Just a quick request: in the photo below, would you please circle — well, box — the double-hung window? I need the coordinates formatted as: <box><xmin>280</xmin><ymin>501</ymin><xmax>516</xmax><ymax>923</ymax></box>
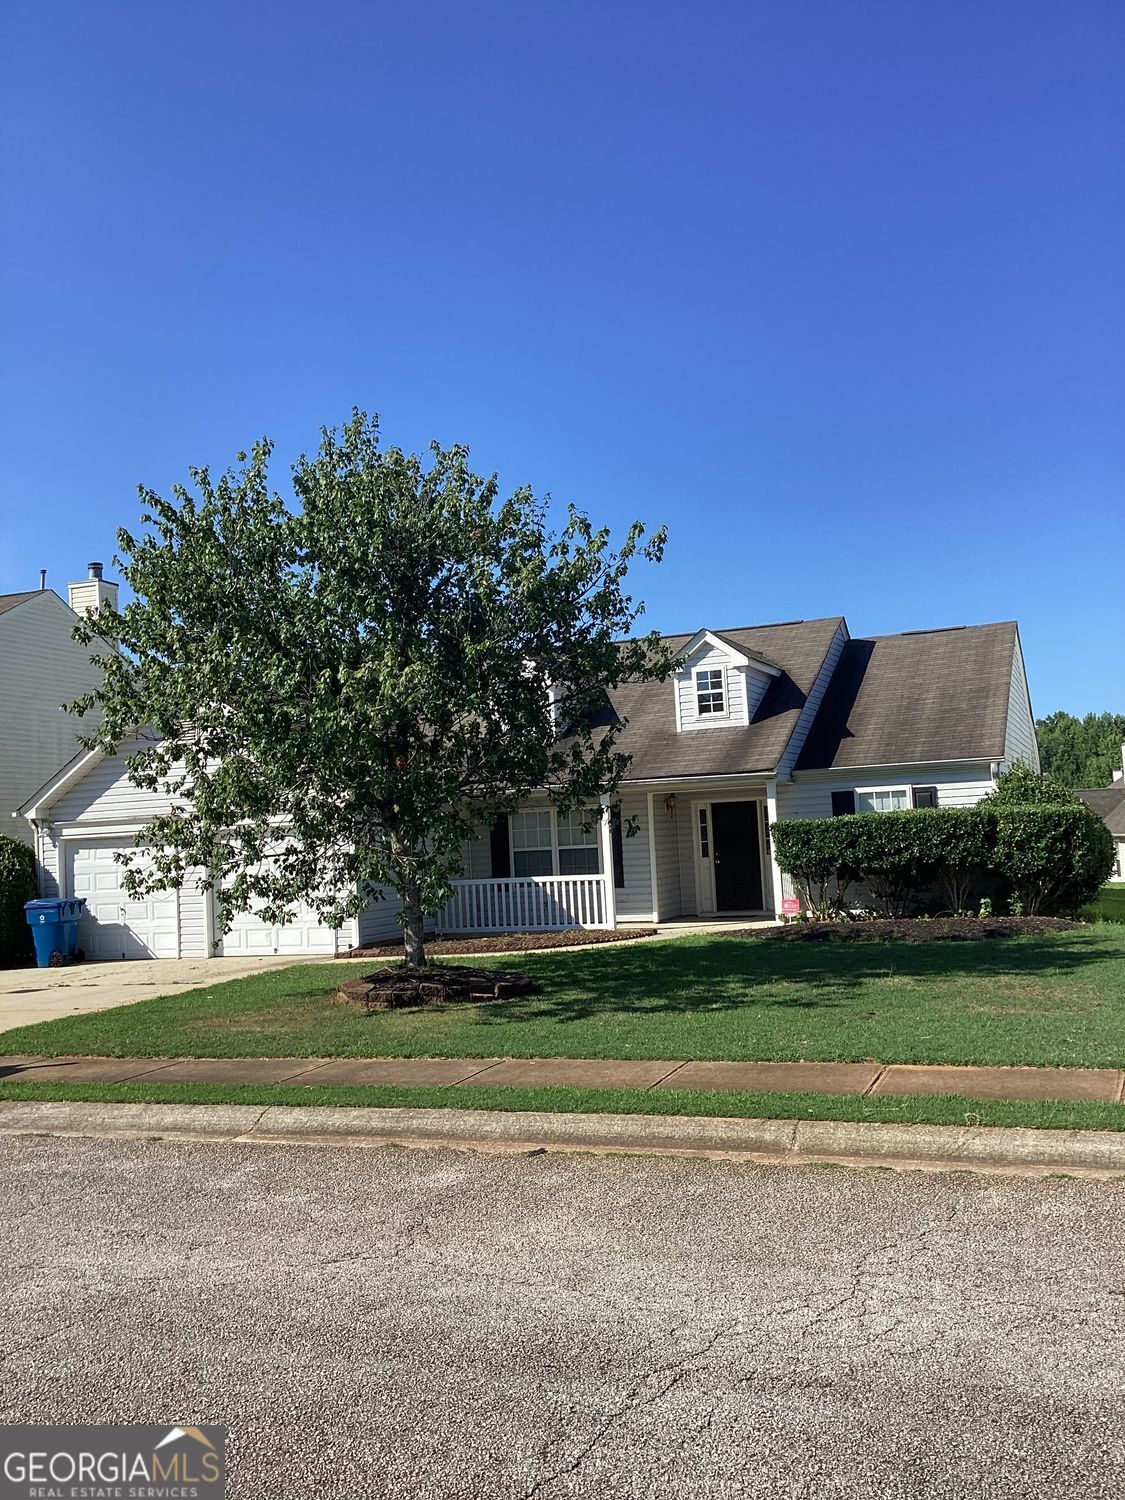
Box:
<box><xmin>557</xmin><ymin>810</ymin><xmax>600</xmax><ymax>875</ymax></box>
<box><xmin>510</xmin><ymin>810</ymin><xmax>554</xmax><ymax>876</ymax></box>
<box><xmin>695</xmin><ymin>667</ymin><xmax>725</xmax><ymax>716</ymax></box>
<box><xmin>510</xmin><ymin>808</ymin><xmax>602</xmax><ymax>877</ymax></box>
<box><xmin>856</xmin><ymin>788</ymin><xmax>910</xmax><ymax>813</ymax></box>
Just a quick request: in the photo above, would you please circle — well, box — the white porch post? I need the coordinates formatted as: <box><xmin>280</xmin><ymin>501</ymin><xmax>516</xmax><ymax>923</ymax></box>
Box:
<box><xmin>599</xmin><ymin>796</ymin><xmax>617</xmax><ymax>930</ymax></box>
<box><xmin>765</xmin><ymin>779</ymin><xmax>784</xmax><ymax>922</ymax></box>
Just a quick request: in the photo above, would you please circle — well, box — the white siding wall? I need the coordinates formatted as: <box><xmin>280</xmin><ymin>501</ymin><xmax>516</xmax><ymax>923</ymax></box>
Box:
<box><xmin>775</xmin><ymin>623</ymin><xmax>848</xmax><ymax>779</ymax></box>
<box><xmin>179</xmin><ymin>867</ymin><xmax>211</xmax><ymax>957</ymax></box>
<box><xmin>652</xmin><ymin>797</ymin><xmax>682</xmax><ymax>920</ymax></box>
<box><xmin>1002</xmin><ymin>636</ymin><xmax>1040</xmax><ymax>772</ymax></box>
<box><xmin>356</xmin><ymin>892</ymin><xmax>436</xmax><ymax>943</ymax></box>
<box><xmin>48</xmin><ymin>737</ymin><xmax>182</xmax><ymax>825</ymax></box>
<box><xmin>779</xmin><ymin>762</ymin><xmax>998</xmax><ymax>820</ymax></box>
<box><xmin>0</xmin><ymin>592</ymin><xmax>104</xmax><ymax>846</ymax></box>
<box><xmin>458</xmin><ymin>827</ymin><xmax>494</xmax><ymax>880</ymax></box>
<box><xmin>615</xmin><ymin>791</ymin><xmax>653</xmax><ymax>919</ymax></box>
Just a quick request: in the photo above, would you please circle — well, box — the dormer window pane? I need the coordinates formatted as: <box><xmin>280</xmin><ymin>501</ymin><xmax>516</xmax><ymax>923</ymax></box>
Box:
<box><xmin>696</xmin><ymin>668</ymin><xmax>725</xmax><ymax>716</ymax></box>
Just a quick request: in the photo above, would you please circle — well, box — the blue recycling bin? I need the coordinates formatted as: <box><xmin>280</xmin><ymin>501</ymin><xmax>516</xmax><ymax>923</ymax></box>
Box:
<box><xmin>24</xmin><ymin>898</ymin><xmax>87</xmax><ymax>968</ymax></box>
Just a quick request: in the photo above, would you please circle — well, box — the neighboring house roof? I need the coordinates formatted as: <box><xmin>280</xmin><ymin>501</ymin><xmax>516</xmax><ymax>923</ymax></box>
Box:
<box><xmin>603</xmin><ymin>616</ymin><xmax>847</xmax><ymax>781</ymax></box>
<box><xmin>0</xmin><ymin>590</ymin><xmax>46</xmax><ymax>616</ymax></box>
<box><xmin>1075</xmin><ymin>786</ymin><xmax>1125</xmax><ymax>839</ymax></box>
<box><xmin>795</xmin><ymin>621</ymin><xmax>1018</xmax><ymax>771</ymax></box>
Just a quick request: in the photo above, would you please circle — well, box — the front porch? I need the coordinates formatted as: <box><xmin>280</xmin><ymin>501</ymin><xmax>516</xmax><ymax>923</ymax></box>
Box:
<box><xmin>438</xmin><ymin>781</ymin><xmax>786</xmax><ymax>933</ymax></box>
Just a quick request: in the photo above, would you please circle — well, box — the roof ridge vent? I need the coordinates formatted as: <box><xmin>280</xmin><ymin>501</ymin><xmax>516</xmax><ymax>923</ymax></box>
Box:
<box><xmin>898</xmin><ymin>625</ymin><xmax>969</xmax><ymax>637</ymax></box>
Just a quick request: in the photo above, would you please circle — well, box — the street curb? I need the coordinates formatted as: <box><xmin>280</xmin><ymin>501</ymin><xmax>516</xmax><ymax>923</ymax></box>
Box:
<box><xmin>1</xmin><ymin>1099</ymin><xmax>1124</xmax><ymax>1177</ymax></box>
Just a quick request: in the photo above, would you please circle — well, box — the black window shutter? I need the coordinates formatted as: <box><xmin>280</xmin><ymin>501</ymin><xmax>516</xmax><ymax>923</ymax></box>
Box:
<box><xmin>489</xmin><ymin>815</ymin><xmax>511</xmax><ymax>877</ymax></box>
<box><xmin>912</xmin><ymin>786</ymin><xmax>939</xmax><ymax>809</ymax></box>
<box><xmin>611</xmin><ymin>808</ymin><xmax>625</xmax><ymax>890</ymax></box>
<box><xmin>831</xmin><ymin>790</ymin><xmax>856</xmax><ymax>817</ymax></box>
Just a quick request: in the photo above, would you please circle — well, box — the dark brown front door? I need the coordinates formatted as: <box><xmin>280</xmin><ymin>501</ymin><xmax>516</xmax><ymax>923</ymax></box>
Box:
<box><xmin>710</xmin><ymin>800</ymin><xmax>763</xmax><ymax>911</ymax></box>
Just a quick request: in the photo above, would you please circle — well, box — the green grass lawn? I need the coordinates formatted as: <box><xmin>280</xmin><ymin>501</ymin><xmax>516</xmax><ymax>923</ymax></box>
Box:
<box><xmin>1082</xmin><ymin>886</ymin><xmax>1125</xmax><ymax>925</ymax></box>
<box><xmin>3</xmin><ymin>926</ymin><xmax>1125</xmax><ymax>1070</ymax></box>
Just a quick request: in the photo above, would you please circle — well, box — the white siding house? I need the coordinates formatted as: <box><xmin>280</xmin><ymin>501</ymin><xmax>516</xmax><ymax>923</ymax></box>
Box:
<box><xmin>0</xmin><ymin>573</ymin><xmax>112</xmax><ymax>847</ymax></box>
<box><xmin>20</xmin><ymin>610</ymin><xmax>1041</xmax><ymax>956</ymax></box>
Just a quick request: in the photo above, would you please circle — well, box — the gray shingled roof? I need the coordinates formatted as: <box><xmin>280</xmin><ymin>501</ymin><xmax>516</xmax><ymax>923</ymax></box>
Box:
<box><xmin>795</xmin><ymin>621</ymin><xmax>1018</xmax><ymax>771</ymax></box>
<box><xmin>1076</xmin><ymin>786</ymin><xmax>1125</xmax><ymax>838</ymax></box>
<box><xmin>604</xmin><ymin>617</ymin><xmax>846</xmax><ymax>781</ymax></box>
<box><xmin>0</xmin><ymin>590</ymin><xmax>43</xmax><ymax>616</ymax></box>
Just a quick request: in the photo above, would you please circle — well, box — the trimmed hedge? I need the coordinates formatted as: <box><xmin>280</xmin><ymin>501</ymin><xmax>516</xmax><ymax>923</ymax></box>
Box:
<box><xmin>0</xmin><ymin>834</ymin><xmax>37</xmax><ymax>966</ymax></box>
<box><xmin>773</xmin><ymin>801</ymin><xmax>1114</xmax><ymax>919</ymax></box>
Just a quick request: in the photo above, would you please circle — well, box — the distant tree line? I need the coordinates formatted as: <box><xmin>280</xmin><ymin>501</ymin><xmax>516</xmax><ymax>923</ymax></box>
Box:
<box><xmin>1036</xmin><ymin>712</ymin><xmax>1125</xmax><ymax>789</ymax></box>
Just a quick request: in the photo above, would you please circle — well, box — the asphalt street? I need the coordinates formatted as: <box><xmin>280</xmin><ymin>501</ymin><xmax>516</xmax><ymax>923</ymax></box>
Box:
<box><xmin>1</xmin><ymin>1135</ymin><xmax>1122</xmax><ymax>1499</ymax></box>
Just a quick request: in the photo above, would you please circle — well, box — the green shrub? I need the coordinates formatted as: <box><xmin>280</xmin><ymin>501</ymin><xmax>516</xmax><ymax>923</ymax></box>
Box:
<box><xmin>842</xmin><ymin>812</ymin><xmax>938</xmax><ymax>917</ymax></box>
<box><xmin>924</xmin><ymin>806</ymin><xmax>994</xmax><ymax>913</ymax></box>
<box><xmin>989</xmin><ymin>803</ymin><xmax>1115</xmax><ymax>915</ymax></box>
<box><xmin>770</xmin><ymin>817</ymin><xmax>862</xmax><ymax>918</ymax></box>
<box><xmin>0</xmin><ymin>835</ymin><xmax>37</xmax><ymax>966</ymax></box>
<box><xmin>773</xmin><ymin>796</ymin><xmax>1112</xmax><ymax>919</ymax></box>
<box><xmin>982</xmin><ymin>763</ymin><xmax>1076</xmax><ymax>806</ymax></box>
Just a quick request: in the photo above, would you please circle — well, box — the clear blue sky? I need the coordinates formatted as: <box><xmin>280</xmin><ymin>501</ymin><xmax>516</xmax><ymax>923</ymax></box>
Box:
<box><xmin>2</xmin><ymin>0</ymin><xmax>1122</xmax><ymax>715</ymax></box>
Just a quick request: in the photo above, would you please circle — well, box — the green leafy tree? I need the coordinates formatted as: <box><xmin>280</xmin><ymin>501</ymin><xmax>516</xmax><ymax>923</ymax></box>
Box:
<box><xmin>1036</xmin><ymin>711</ymin><xmax>1125</xmax><ymax>789</ymax></box>
<box><xmin>72</xmin><ymin>411</ymin><xmax>675</xmax><ymax>966</ymax></box>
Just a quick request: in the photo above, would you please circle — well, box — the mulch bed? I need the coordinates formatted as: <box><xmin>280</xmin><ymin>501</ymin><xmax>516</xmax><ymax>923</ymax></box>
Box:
<box><xmin>761</xmin><ymin>916</ymin><xmax>1084</xmax><ymax>943</ymax></box>
<box><xmin>343</xmin><ymin>927</ymin><xmax>657</xmax><ymax>959</ymax></box>
<box><xmin>336</xmin><ymin>965</ymin><xmax>536</xmax><ymax>1013</ymax></box>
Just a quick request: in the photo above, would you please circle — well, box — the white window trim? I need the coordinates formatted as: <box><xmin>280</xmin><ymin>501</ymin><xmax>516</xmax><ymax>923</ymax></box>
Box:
<box><xmin>694</xmin><ymin>665</ymin><xmax>730</xmax><ymax>721</ymax></box>
<box><xmin>854</xmin><ymin>785</ymin><xmax>912</xmax><ymax>813</ymax></box>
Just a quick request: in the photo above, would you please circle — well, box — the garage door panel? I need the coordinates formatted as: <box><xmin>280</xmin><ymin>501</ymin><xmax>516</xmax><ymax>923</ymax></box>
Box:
<box><xmin>65</xmin><ymin>840</ymin><xmax>179</xmax><ymax>961</ymax></box>
<box><xmin>216</xmin><ymin>884</ymin><xmax>338</xmax><ymax>956</ymax></box>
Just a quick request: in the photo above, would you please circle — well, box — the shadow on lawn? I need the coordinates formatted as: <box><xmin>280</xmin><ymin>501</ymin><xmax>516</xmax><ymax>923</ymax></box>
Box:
<box><xmin>460</xmin><ymin>933</ymin><xmax>1121</xmax><ymax>1027</ymax></box>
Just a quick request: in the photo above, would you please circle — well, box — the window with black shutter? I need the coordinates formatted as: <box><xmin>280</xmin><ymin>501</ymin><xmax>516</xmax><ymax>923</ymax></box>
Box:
<box><xmin>489</xmin><ymin>814</ymin><xmax>511</xmax><ymax>877</ymax></box>
<box><xmin>831</xmin><ymin>790</ymin><xmax>856</xmax><ymax>816</ymax></box>
<box><xmin>610</xmin><ymin>808</ymin><xmax>625</xmax><ymax>890</ymax></box>
<box><xmin>912</xmin><ymin>786</ymin><xmax>939</xmax><ymax>809</ymax></box>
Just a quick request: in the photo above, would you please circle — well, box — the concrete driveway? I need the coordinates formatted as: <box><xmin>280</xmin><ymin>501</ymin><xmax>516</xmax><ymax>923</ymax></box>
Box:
<box><xmin>0</xmin><ymin>955</ymin><xmax>316</xmax><ymax>1034</ymax></box>
<box><xmin>1</xmin><ymin>1137</ymin><xmax>1120</xmax><ymax>1498</ymax></box>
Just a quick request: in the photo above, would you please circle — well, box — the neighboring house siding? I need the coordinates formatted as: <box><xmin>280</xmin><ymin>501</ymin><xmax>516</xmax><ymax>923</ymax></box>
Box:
<box><xmin>779</xmin><ymin>763</ymin><xmax>997</xmax><ymax>821</ymax></box>
<box><xmin>0</xmin><ymin>593</ymin><xmax>103</xmax><ymax>846</ymax></box>
<box><xmin>1002</xmin><ymin>638</ymin><xmax>1040</xmax><ymax>771</ymax></box>
<box><xmin>775</xmin><ymin>623</ymin><xmax>848</xmax><ymax>780</ymax></box>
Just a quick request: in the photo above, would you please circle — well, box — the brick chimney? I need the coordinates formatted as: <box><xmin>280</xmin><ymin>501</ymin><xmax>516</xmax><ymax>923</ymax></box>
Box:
<box><xmin>67</xmin><ymin>562</ymin><xmax>119</xmax><ymax>618</ymax></box>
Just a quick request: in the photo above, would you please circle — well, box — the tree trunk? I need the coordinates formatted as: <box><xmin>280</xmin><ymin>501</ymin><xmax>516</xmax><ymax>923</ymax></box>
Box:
<box><xmin>401</xmin><ymin>875</ymin><xmax>427</xmax><ymax>968</ymax></box>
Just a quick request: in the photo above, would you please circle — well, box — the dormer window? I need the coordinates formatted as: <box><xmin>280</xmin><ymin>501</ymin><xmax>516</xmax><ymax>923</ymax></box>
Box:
<box><xmin>695</xmin><ymin>668</ymin><xmax>726</xmax><ymax>716</ymax></box>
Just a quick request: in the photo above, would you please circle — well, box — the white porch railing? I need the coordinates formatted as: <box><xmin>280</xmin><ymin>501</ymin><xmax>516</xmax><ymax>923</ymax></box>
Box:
<box><xmin>439</xmin><ymin>875</ymin><xmax>611</xmax><ymax>933</ymax></box>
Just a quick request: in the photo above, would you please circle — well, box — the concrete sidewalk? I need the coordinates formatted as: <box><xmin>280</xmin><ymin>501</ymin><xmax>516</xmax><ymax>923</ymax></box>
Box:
<box><xmin>1</xmin><ymin>1051</ymin><xmax>1123</xmax><ymax>1103</ymax></box>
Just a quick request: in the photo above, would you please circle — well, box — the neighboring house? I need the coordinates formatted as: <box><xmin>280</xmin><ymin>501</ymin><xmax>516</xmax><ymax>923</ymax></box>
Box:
<box><xmin>17</xmin><ymin>612</ymin><xmax>1038</xmax><ymax>959</ymax></box>
<box><xmin>1076</xmin><ymin>746</ymin><xmax>1125</xmax><ymax>883</ymax></box>
<box><xmin>0</xmin><ymin>565</ymin><xmax>116</xmax><ymax>849</ymax></box>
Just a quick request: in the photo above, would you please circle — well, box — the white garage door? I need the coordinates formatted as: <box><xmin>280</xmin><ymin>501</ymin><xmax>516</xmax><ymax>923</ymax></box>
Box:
<box><xmin>215</xmin><ymin>891</ymin><xmax>339</xmax><ymax>957</ymax></box>
<box><xmin>66</xmin><ymin>840</ymin><xmax>180</xmax><ymax>960</ymax></box>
